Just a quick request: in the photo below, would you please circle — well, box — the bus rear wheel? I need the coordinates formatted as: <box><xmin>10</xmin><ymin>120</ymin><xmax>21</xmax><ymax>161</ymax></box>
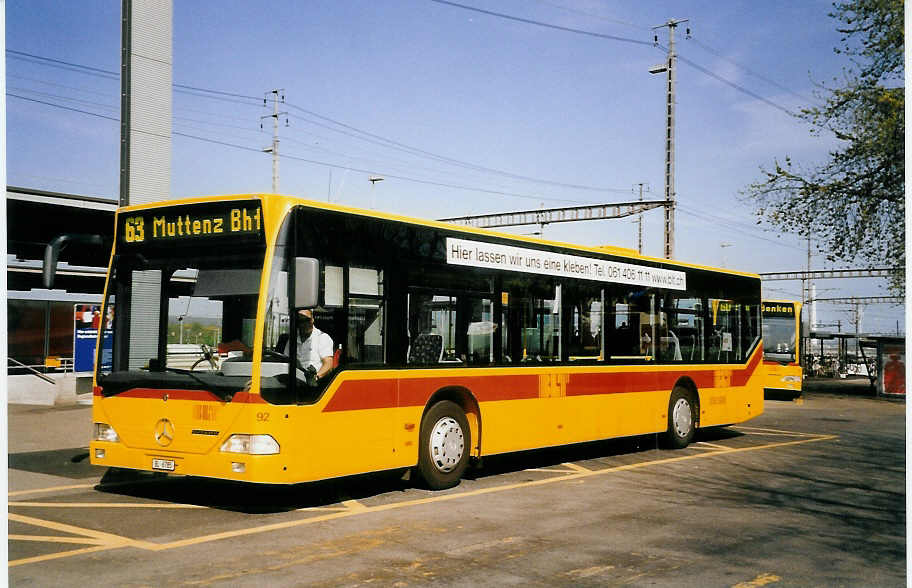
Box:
<box><xmin>663</xmin><ymin>387</ymin><xmax>696</xmax><ymax>449</ymax></box>
<box><xmin>417</xmin><ymin>401</ymin><xmax>470</xmax><ymax>490</ymax></box>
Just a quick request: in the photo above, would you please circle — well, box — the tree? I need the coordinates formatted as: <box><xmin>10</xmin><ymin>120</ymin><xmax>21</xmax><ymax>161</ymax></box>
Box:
<box><xmin>744</xmin><ymin>0</ymin><xmax>904</xmax><ymax>293</ymax></box>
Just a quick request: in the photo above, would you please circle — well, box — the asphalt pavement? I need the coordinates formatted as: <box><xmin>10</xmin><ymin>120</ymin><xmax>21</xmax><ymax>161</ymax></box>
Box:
<box><xmin>7</xmin><ymin>381</ymin><xmax>906</xmax><ymax>586</ymax></box>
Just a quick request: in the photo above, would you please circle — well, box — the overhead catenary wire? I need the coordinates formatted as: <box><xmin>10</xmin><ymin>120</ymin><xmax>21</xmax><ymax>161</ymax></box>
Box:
<box><xmin>419</xmin><ymin>5</ymin><xmax>800</xmax><ymax>117</ymax></box>
<box><xmin>686</xmin><ymin>36</ymin><xmax>815</xmax><ymax>105</ymax></box>
<box><xmin>676</xmin><ymin>203</ymin><xmax>807</xmax><ymax>252</ymax></box>
<box><xmin>533</xmin><ymin>0</ymin><xmax>650</xmax><ymax>30</ymax></box>
<box><xmin>8</xmin><ymin>39</ymin><xmax>805</xmax><ymax>209</ymax></box>
<box><xmin>8</xmin><ymin>42</ymin><xmax>802</xmax><ymax>182</ymax></box>
<box><xmin>427</xmin><ymin>0</ymin><xmax>655</xmax><ymax>46</ymax></box>
<box><xmin>9</xmin><ymin>87</ymin><xmax>815</xmax><ymax>246</ymax></box>
<box><xmin>283</xmin><ymin>104</ymin><xmax>632</xmax><ymax>194</ymax></box>
<box><xmin>7</xmin><ymin>92</ymin><xmax>596</xmax><ymax>205</ymax></box>
<box><xmin>8</xmin><ymin>49</ymin><xmax>635</xmax><ymax>196</ymax></box>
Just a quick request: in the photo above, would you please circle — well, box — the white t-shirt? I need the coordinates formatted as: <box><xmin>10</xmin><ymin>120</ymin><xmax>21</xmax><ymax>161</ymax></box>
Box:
<box><xmin>285</xmin><ymin>326</ymin><xmax>333</xmax><ymax>372</ymax></box>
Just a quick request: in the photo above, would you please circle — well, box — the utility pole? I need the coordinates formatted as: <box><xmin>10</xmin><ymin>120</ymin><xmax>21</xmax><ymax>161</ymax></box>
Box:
<box><xmin>261</xmin><ymin>89</ymin><xmax>287</xmax><ymax>194</ymax></box>
<box><xmin>720</xmin><ymin>242</ymin><xmax>732</xmax><ymax>267</ymax></box>
<box><xmin>806</xmin><ymin>235</ymin><xmax>813</xmax><ymax>335</ymax></box>
<box><xmin>369</xmin><ymin>176</ymin><xmax>384</xmax><ymax>210</ymax></box>
<box><xmin>650</xmin><ymin>18</ymin><xmax>688</xmax><ymax>260</ymax></box>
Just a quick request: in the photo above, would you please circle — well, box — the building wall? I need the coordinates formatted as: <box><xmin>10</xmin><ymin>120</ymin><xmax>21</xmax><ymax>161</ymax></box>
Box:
<box><xmin>8</xmin><ymin>291</ymin><xmax>103</xmax><ymax>368</ymax></box>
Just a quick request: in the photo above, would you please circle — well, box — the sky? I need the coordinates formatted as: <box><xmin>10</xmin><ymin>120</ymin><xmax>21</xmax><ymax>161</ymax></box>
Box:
<box><xmin>4</xmin><ymin>0</ymin><xmax>905</xmax><ymax>335</ymax></box>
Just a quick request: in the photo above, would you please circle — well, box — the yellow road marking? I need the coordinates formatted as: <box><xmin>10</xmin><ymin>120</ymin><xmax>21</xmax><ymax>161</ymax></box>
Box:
<box><xmin>694</xmin><ymin>442</ymin><xmax>729</xmax><ymax>450</ymax></box>
<box><xmin>732</xmin><ymin>431</ymin><xmax>812</xmax><ymax>437</ymax></box>
<box><xmin>732</xmin><ymin>426</ymin><xmax>815</xmax><ymax>436</ymax></box>
<box><xmin>9</xmin><ymin>545</ymin><xmax>121</xmax><ymax>567</ymax></box>
<box><xmin>342</xmin><ymin>499</ymin><xmax>367</xmax><ymax>511</ymax></box>
<box><xmin>294</xmin><ymin>505</ymin><xmax>351</xmax><ymax>512</ymax></box>
<box><xmin>9</xmin><ymin>535</ymin><xmax>110</xmax><ymax>545</ymax></box>
<box><xmin>523</xmin><ymin>466</ymin><xmax>578</xmax><ymax>473</ymax></box>
<box><xmin>8</xmin><ymin>432</ymin><xmax>837</xmax><ymax>564</ymax></box>
<box><xmin>8</xmin><ymin>512</ymin><xmax>158</xmax><ymax>550</ymax></box>
<box><xmin>562</xmin><ymin>462</ymin><xmax>592</xmax><ymax>473</ymax></box>
<box><xmin>145</xmin><ymin>434</ymin><xmax>837</xmax><ymax>552</ymax></box>
<box><xmin>733</xmin><ymin>572</ymin><xmax>781</xmax><ymax>587</ymax></box>
<box><xmin>8</xmin><ymin>484</ymin><xmax>96</xmax><ymax>498</ymax></box>
<box><xmin>9</xmin><ymin>502</ymin><xmax>206</xmax><ymax>509</ymax></box>
<box><xmin>566</xmin><ymin>565</ymin><xmax>616</xmax><ymax>578</ymax></box>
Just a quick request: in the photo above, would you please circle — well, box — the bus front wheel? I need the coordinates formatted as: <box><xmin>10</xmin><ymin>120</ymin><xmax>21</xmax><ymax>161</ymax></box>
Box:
<box><xmin>663</xmin><ymin>387</ymin><xmax>696</xmax><ymax>449</ymax></box>
<box><xmin>417</xmin><ymin>401</ymin><xmax>470</xmax><ymax>490</ymax></box>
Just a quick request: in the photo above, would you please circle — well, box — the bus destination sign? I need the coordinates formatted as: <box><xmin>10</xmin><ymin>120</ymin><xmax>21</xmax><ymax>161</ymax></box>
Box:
<box><xmin>120</xmin><ymin>202</ymin><xmax>263</xmax><ymax>245</ymax></box>
<box><xmin>762</xmin><ymin>302</ymin><xmax>795</xmax><ymax>317</ymax></box>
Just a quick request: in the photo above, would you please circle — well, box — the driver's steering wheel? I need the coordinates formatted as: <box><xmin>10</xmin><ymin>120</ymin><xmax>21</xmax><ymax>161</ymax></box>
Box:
<box><xmin>262</xmin><ymin>349</ymin><xmax>290</xmax><ymax>362</ymax></box>
<box><xmin>191</xmin><ymin>344</ymin><xmax>218</xmax><ymax>370</ymax></box>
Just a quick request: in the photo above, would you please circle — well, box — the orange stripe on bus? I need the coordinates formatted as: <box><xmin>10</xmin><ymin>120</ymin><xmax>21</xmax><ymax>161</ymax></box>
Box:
<box><xmin>732</xmin><ymin>348</ymin><xmax>762</xmax><ymax>386</ymax></box>
<box><xmin>323</xmin><ymin>347</ymin><xmax>762</xmax><ymax>412</ymax></box>
<box><xmin>322</xmin><ymin>379</ymin><xmax>398</xmax><ymax>412</ymax></box>
<box><xmin>100</xmin><ymin>348</ymin><xmax>760</xmax><ymax>410</ymax></box>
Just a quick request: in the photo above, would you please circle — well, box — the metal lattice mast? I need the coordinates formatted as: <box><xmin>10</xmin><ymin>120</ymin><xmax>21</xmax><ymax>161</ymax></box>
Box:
<box><xmin>438</xmin><ymin>200</ymin><xmax>667</xmax><ymax>229</ymax></box>
<box><xmin>636</xmin><ymin>183</ymin><xmax>649</xmax><ymax>254</ymax></box>
<box><xmin>651</xmin><ymin>18</ymin><xmax>688</xmax><ymax>259</ymax></box>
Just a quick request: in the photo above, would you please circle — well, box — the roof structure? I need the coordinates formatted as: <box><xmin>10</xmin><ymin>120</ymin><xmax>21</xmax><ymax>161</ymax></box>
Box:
<box><xmin>7</xmin><ymin>186</ymin><xmax>116</xmax><ymax>292</ymax></box>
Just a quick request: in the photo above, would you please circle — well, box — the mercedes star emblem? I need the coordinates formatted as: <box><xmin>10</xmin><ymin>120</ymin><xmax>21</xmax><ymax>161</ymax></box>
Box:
<box><xmin>154</xmin><ymin>418</ymin><xmax>175</xmax><ymax>447</ymax></box>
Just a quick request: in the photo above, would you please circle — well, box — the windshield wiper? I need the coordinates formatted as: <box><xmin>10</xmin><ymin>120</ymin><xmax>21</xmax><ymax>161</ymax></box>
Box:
<box><xmin>147</xmin><ymin>366</ymin><xmax>236</xmax><ymax>401</ymax></box>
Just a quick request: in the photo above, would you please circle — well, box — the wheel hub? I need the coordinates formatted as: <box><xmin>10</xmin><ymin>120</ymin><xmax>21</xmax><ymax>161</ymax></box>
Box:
<box><xmin>672</xmin><ymin>397</ymin><xmax>693</xmax><ymax>438</ymax></box>
<box><xmin>429</xmin><ymin>416</ymin><xmax>465</xmax><ymax>473</ymax></box>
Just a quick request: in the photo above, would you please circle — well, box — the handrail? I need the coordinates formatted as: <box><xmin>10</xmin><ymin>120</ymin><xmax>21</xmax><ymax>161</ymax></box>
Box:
<box><xmin>8</xmin><ymin>358</ymin><xmax>57</xmax><ymax>385</ymax></box>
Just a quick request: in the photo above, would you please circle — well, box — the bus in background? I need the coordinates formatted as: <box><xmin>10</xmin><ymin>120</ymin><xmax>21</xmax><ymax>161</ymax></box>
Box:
<box><xmin>84</xmin><ymin>194</ymin><xmax>764</xmax><ymax>490</ymax></box>
<box><xmin>761</xmin><ymin>300</ymin><xmax>803</xmax><ymax>399</ymax></box>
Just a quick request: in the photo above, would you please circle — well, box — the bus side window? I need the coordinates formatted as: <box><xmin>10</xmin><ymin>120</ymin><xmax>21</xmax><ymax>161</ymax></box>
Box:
<box><xmin>564</xmin><ymin>286</ymin><xmax>603</xmax><ymax>362</ymax></box>
<box><xmin>608</xmin><ymin>288</ymin><xmax>655</xmax><ymax>361</ymax></box>
<box><xmin>661</xmin><ymin>296</ymin><xmax>703</xmax><ymax>363</ymax></box>
<box><xmin>500</xmin><ymin>283</ymin><xmax>560</xmax><ymax>364</ymax></box>
<box><xmin>407</xmin><ymin>292</ymin><xmax>456</xmax><ymax>364</ymax></box>
<box><xmin>466</xmin><ymin>298</ymin><xmax>494</xmax><ymax>365</ymax></box>
<box><xmin>709</xmin><ymin>299</ymin><xmax>739</xmax><ymax>362</ymax></box>
<box><xmin>346</xmin><ymin>266</ymin><xmax>384</xmax><ymax>365</ymax></box>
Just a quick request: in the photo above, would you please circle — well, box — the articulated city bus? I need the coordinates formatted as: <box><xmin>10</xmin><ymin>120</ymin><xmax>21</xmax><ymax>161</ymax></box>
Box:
<box><xmin>761</xmin><ymin>300</ymin><xmax>803</xmax><ymax>398</ymax></box>
<box><xmin>88</xmin><ymin>194</ymin><xmax>763</xmax><ymax>489</ymax></box>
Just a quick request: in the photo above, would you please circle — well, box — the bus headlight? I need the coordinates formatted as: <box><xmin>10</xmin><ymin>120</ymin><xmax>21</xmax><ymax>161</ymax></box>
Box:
<box><xmin>781</xmin><ymin>376</ymin><xmax>801</xmax><ymax>383</ymax></box>
<box><xmin>93</xmin><ymin>423</ymin><xmax>120</xmax><ymax>443</ymax></box>
<box><xmin>219</xmin><ymin>434</ymin><xmax>280</xmax><ymax>455</ymax></box>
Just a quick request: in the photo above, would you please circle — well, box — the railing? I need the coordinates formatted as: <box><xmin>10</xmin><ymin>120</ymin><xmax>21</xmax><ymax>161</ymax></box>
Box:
<box><xmin>8</xmin><ymin>358</ymin><xmax>57</xmax><ymax>384</ymax></box>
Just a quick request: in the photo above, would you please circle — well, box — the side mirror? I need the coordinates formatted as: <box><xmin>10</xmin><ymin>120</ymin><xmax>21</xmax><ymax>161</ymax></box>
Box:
<box><xmin>43</xmin><ymin>234</ymin><xmax>105</xmax><ymax>289</ymax></box>
<box><xmin>294</xmin><ymin>257</ymin><xmax>320</xmax><ymax>309</ymax></box>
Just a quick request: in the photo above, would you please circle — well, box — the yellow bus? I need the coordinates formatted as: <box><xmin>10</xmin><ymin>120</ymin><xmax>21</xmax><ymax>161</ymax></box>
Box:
<box><xmin>761</xmin><ymin>300</ymin><xmax>803</xmax><ymax>398</ymax></box>
<box><xmin>86</xmin><ymin>194</ymin><xmax>764</xmax><ymax>489</ymax></box>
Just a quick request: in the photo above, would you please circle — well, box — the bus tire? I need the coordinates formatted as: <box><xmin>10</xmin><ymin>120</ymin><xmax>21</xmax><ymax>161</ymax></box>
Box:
<box><xmin>417</xmin><ymin>400</ymin><xmax>470</xmax><ymax>490</ymax></box>
<box><xmin>663</xmin><ymin>386</ymin><xmax>696</xmax><ymax>449</ymax></box>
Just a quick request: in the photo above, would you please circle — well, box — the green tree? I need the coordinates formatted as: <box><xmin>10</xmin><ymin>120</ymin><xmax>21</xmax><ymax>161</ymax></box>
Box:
<box><xmin>745</xmin><ymin>0</ymin><xmax>904</xmax><ymax>293</ymax></box>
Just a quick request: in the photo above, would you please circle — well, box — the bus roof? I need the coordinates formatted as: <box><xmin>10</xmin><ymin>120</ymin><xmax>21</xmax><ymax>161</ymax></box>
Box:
<box><xmin>119</xmin><ymin>193</ymin><xmax>762</xmax><ymax>280</ymax></box>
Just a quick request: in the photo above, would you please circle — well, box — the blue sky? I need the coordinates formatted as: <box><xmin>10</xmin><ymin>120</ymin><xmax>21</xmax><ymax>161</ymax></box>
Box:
<box><xmin>5</xmin><ymin>0</ymin><xmax>904</xmax><ymax>334</ymax></box>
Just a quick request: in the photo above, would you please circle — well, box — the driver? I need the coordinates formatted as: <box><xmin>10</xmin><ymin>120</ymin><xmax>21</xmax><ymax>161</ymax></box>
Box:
<box><xmin>284</xmin><ymin>308</ymin><xmax>334</xmax><ymax>383</ymax></box>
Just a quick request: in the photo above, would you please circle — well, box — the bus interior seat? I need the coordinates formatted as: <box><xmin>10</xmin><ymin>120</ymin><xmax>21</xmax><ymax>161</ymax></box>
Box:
<box><xmin>275</xmin><ymin>332</ymin><xmax>289</xmax><ymax>353</ymax></box>
<box><xmin>409</xmin><ymin>333</ymin><xmax>443</xmax><ymax>364</ymax></box>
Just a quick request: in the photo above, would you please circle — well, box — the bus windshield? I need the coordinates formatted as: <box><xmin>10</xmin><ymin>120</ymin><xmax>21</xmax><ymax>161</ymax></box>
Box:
<box><xmin>97</xmin><ymin>200</ymin><xmax>266</xmax><ymax>398</ymax></box>
<box><xmin>762</xmin><ymin>315</ymin><xmax>797</xmax><ymax>363</ymax></box>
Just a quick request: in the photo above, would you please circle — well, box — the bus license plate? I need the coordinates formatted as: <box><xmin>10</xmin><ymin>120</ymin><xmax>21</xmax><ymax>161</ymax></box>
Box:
<box><xmin>152</xmin><ymin>458</ymin><xmax>175</xmax><ymax>471</ymax></box>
